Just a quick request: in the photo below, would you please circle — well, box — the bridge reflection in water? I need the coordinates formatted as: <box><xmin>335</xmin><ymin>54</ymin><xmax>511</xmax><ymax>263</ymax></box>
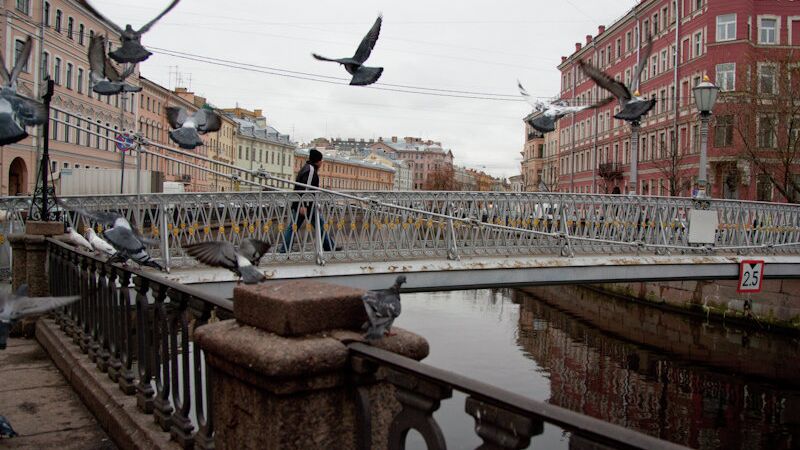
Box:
<box><xmin>395</xmin><ymin>287</ymin><xmax>800</xmax><ymax>450</ymax></box>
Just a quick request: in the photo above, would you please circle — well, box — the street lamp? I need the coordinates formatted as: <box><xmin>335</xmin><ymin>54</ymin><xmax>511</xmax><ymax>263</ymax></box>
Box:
<box><xmin>692</xmin><ymin>75</ymin><xmax>719</xmax><ymax>199</ymax></box>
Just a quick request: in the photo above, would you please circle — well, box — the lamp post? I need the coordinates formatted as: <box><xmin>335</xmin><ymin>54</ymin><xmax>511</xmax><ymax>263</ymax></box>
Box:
<box><xmin>692</xmin><ymin>75</ymin><xmax>720</xmax><ymax>199</ymax></box>
<box><xmin>28</xmin><ymin>77</ymin><xmax>56</xmax><ymax>221</ymax></box>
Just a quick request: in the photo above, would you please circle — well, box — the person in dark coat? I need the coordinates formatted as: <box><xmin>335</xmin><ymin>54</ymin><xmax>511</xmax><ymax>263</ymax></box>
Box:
<box><xmin>279</xmin><ymin>149</ymin><xmax>337</xmax><ymax>252</ymax></box>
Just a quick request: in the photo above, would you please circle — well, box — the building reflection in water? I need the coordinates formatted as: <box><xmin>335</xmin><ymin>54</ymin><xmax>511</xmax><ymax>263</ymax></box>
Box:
<box><xmin>515</xmin><ymin>286</ymin><xmax>800</xmax><ymax>450</ymax></box>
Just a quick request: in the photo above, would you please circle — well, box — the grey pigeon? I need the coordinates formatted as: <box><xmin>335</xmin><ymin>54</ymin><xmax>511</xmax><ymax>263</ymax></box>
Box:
<box><xmin>165</xmin><ymin>107</ymin><xmax>221</xmax><ymax>149</ymax></box>
<box><xmin>0</xmin><ymin>36</ymin><xmax>46</xmax><ymax>146</ymax></box>
<box><xmin>103</xmin><ymin>216</ymin><xmax>164</xmax><ymax>271</ymax></box>
<box><xmin>65</xmin><ymin>226</ymin><xmax>93</xmax><ymax>252</ymax></box>
<box><xmin>0</xmin><ymin>284</ymin><xmax>79</xmax><ymax>350</ymax></box>
<box><xmin>579</xmin><ymin>34</ymin><xmax>656</xmax><ymax>123</ymax></box>
<box><xmin>184</xmin><ymin>241</ymin><xmax>266</xmax><ymax>284</ymax></box>
<box><xmin>0</xmin><ymin>415</ymin><xmax>17</xmax><ymax>438</ymax></box>
<box><xmin>238</xmin><ymin>238</ymin><xmax>272</xmax><ymax>266</ymax></box>
<box><xmin>362</xmin><ymin>275</ymin><xmax>405</xmax><ymax>340</ymax></box>
<box><xmin>313</xmin><ymin>15</ymin><xmax>384</xmax><ymax>86</ymax></box>
<box><xmin>77</xmin><ymin>0</ymin><xmax>180</xmax><ymax>64</ymax></box>
<box><xmin>88</xmin><ymin>35</ymin><xmax>141</xmax><ymax>95</ymax></box>
<box><xmin>518</xmin><ymin>80</ymin><xmax>612</xmax><ymax>133</ymax></box>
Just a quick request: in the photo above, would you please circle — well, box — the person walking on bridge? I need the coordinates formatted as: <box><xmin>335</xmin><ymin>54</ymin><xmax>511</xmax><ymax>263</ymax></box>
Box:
<box><xmin>279</xmin><ymin>149</ymin><xmax>338</xmax><ymax>253</ymax></box>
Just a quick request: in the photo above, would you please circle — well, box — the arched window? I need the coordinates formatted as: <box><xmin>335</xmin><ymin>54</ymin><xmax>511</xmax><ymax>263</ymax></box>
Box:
<box><xmin>78</xmin><ymin>24</ymin><xmax>85</xmax><ymax>45</ymax></box>
<box><xmin>55</xmin><ymin>9</ymin><xmax>62</xmax><ymax>32</ymax></box>
<box><xmin>67</xmin><ymin>17</ymin><xmax>74</xmax><ymax>39</ymax></box>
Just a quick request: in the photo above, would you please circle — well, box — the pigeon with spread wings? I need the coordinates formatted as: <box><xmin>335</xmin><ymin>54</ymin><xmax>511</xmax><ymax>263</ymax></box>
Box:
<box><xmin>77</xmin><ymin>0</ymin><xmax>180</xmax><ymax>64</ymax></box>
<box><xmin>0</xmin><ymin>36</ymin><xmax>46</xmax><ymax>146</ymax></box>
<box><xmin>165</xmin><ymin>107</ymin><xmax>222</xmax><ymax>149</ymax></box>
<box><xmin>518</xmin><ymin>80</ymin><xmax>612</xmax><ymax>133</ymax></box>
<box><xmin>313</xmin><ymin>15</ymin><xmax>384</xmax><ymax>86</ymax></box>
<box><xmin>184</xmin><ymin>241</ymin><xmax>267</xmax><ymax>284</ymax></box>
<box><xmin>88</xmin><ymin>35</ymin><xmax>141</xmax><ymax>95</ymax></box>
<box><xmin>579</xmin><ymin>34</ymin><xmax>656</xmax><ymax>122</ymax></box>
<box><xmin>0</xmin><ymin>284</ymin><xmax>79</xmax><ymax>350</ymax></box>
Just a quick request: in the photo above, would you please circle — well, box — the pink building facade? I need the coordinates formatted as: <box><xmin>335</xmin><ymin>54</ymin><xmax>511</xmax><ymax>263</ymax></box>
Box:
<box><xmin>556</xmin><ymin>0</ymin><xmax>800</xmax><ymax>200</ymax></box>
<box><xmin>369</xmin><ymin>136</ymin><xmax>454</xmax><ymax>190</ymax></box>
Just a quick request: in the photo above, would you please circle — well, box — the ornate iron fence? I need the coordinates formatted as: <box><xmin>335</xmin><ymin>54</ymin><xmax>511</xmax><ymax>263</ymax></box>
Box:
<box><xmin>46</xmin><ymin>238</ymin><xmax>688</xmax><ymax>449</ymax></box>
<box><xmin>6</xmin><ymin>191</ymin><xmax>800</xmax><ymax>271</ymax></box>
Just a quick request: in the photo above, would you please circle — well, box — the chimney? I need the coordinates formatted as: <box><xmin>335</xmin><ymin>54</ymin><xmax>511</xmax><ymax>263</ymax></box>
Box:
<box><xmin>561</xmin><ymin>56</ymin><xmax>568</xmax><ymax>63</ymax></box>
<box><xmin>598</xmin><ymin>25</ymin><xmax>606</xmax><ymax>34</ymax></box>
<box><xmin>392</xmin><ymin>136</ymin><xmax>398</xmax><ymax>143</ymax></box>
<box><xmin>585</xmin><ymin>35</ymin><xmax>593</xmax><ymax>44</ymax></box>
<box><xmin>254</xmin><ymin>109</ymin><xmax>263</xmax><ymax>117</ymax></box>
<box><xmin>575</xmin><ymin>42</ymin><xmax>582</xmax><ymax>52</ymax></box>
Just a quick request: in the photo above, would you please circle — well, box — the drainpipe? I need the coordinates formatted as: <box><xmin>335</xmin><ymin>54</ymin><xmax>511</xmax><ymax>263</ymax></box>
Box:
<box><xmin>672</xmin><ymin>0</ymin><xmax>681</xmax><ymax>196</ymax></box>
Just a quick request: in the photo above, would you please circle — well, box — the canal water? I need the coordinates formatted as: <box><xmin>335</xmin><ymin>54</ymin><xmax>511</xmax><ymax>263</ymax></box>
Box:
<box><xmin>394</xmin><ymin>285</ymin><xmax>800</xmax><ymax>450</ymax></box>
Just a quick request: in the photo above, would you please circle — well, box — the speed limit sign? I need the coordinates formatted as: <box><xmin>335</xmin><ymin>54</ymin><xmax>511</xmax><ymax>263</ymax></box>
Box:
<box><xmin>737</xmin><ymin>260</ymin><xmax>765</xmax><ymax>293</ymax></box>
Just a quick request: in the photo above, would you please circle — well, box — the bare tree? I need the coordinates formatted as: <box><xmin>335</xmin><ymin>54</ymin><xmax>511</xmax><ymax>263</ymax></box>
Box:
<box><xmin>727</xmin><ymin>55</ymin><xmax>800</xmax><ymax>203</ymax></box>
<box><xmin>652</xmin><ymin>136</ymin><xmax>693</xmax><ymax>197</ymax></box>
<box><xmin>424</xmin><ymin>165</ymin><xmax>460</xmax><ymax>191</ymax></box>
<box><xmin>597</xmin><ymin>162</ymin><xmax>624</xmax><ymax>194</ymax></box>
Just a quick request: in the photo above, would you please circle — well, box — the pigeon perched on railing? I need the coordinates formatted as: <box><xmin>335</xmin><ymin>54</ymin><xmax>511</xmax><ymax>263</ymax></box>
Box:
<box><xmin>0</xmin><ymin>415</ymin><xmax>17</xmax><ymax>438</ymax></box>
<box><xmin>75</xmin><ymin>210</ymin><xmax>164</xmax><ymax>271</ymax></box>
<box><xmin>88</xmin><ymin>35</ymin><xmax>141</xmax><ymax>95</ymax></box>
<box><xmin>85</xmin><ymin>227</ymin><xmax>116</xmax><ymax>258</ymax></box>
<box><xmin>65</xmin><ymin>226</ymin><xmax>93</xmax><ymax>252</ymax></box>
<box><xmin>313</xmin><ymin>15</ymin><xmax>384</xmax><ymax>86</ymax></box>
<box><xmin>579</xmin><ymin>34</ymin><xmax>656</xmax><ymax>123</ymax></box>
<box><xmin>0</xmin><ymin>36</ymin><xmax>46</xmax><ymax>146</ymax></box>
<box><xmin>77</xmin><ymin>0</ymin><xmax>180</xmax><ymax>64</ymax></box>
<box><xmin>165</xmin><ymin>107</ymin><xmax>222</xmax><ymax>149</ymax></box>
<box><xmin>0</xmin><ymin>284</ymin><xmax>79</xmax><ymax>350</ymax></box>
<box><xmin>362</xmin><ymin>275</ymin><xmax>406</xmax><ymax>340</ymax></box>
<box><xmin>184</xmin><ymin>240</ymin><xmax>267</xmax><ymax>284</ymax></box>
<box><xmin>238</xmin><ymin>238</ymin><xmax>272</xmax><ymax>266</ymax></box>
<box><xmin>518</xmin><ymin>80</ymin><xmax>613</xmax><ymax>133</ymax></box>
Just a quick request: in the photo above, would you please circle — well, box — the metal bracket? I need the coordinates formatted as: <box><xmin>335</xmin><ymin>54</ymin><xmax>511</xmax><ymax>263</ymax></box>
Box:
<box><xmin>465</xmin><ymin>397</ymin><xmax>543</xmax><ymax>449</ymax></box>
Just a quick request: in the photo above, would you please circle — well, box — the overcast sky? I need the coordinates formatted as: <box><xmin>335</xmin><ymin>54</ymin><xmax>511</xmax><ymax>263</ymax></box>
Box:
<box><xmin>99</xmin><ymin>0</ymin><xmax>638</xmax><ymax>178</ymax></box>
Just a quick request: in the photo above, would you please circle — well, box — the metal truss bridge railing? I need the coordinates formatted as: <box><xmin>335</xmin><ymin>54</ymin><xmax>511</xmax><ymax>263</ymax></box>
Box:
<box><xmin>2</xmin><ymin>191</ymin><xmax>799</xmax><ymax>271</ymax></box>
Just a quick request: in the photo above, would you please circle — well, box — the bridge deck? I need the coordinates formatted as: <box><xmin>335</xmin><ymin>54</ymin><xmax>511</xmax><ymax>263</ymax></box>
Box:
<box><xmin>0</xmin><ymin>337</ymin><xmax>115</xmax><ymax>450</ymax></box>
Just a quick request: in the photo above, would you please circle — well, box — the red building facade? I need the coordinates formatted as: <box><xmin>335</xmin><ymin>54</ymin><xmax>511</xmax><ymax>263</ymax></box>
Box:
<box><xmin>556</xmin><ymin>0</ymin><xmax>800</xmax><ymax>201</ymax></box>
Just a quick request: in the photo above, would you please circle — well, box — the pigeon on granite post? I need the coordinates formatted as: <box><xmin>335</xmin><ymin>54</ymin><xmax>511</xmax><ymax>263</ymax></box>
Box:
<box><xmin>362</xmin><ymin>275</ymin><xmax>406</xmax><ymax>340</ymax></box>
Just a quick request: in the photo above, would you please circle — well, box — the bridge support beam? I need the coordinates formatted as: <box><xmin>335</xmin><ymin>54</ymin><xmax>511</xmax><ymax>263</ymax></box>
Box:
<box><xmin>194</xmin><ymin>280</ymin><xmax>429</xmax><ymax>450</ymax></box>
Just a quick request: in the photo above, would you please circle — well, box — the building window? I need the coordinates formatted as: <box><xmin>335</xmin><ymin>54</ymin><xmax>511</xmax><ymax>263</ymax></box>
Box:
<box><xmin>55</xmin><ymin>10</ymin><xmax>62</xmax><ymax>32</ymax></box>
<box><xmin>626</xmin><ymin>31</ymin><xmax>632</xmax><ymax>52</ymax></box>
<box><xmin>79</xmin><ymin>24</ymin><xmax>85</xmax><ymax>45</ymax></box>
<box><xmin>758</xmin><ymin>64</ymin><xmax>777</xmax><ymax>94</ymax></box>
<box><xmin>16</xmin><ymin>0</ymin><xmax>30</xmax><ymax>14</ymax></box>
<box><xmin>758</xmin><ymin>116</ymin><xmax>776</xmax><ymax>148</ymax></box>
<box><xmin>756</xmin><ymin>175</ymin><xmax>773</xmax><ymax>201</ymax></box>
<box><xmin>716</xmin><ymin>63</ymin><xmax>735</xmax><ymax>91</ymax></box>
<box><xmin>716</xmin><ymin>14</ymin><xmax>736</xmax><ymax>41</ymax></box>
<box><xmin>695</xmin><ymin>0</ymin><xmax>703</xmax><ymax>11</ymax></box>
<box><xmin>68</xmin><ymin>17</ymin><xmax>74</xmax><ymax>39</ymax></box>
<box><xmin>54</xmin><ymin>57</ymin><xmax>61</xmax><ymax>84</ymax></box>
<box><xmin>65</xmin><ymin>63</ymin><xmax>73</xmax><ymax>89</ymax></box>
<box><xmin>693</xmin><ymin>31</ymin><xmax>703</xmax><ymax>57</ymax></box>
<box><xmin>714</xmin><ymin>115</ymin><xmax>733</xmax><ymax>147</ymax></box>
<box><xmin>77</xmin><ymin>68</ymin><xmax>83</xmax><ymax>93</ymax></box>
<box><xmin>759</xmin><ymin>17</ymin><xmax>777</xmax><ymax>44</ymax></box>
<box><xmin>44</xmin><ymin>2</ymin><xmax>50</xmax><ymax>25</ymax></box>
<box><xmin>41</xmin><ymin>52</ymin><xmax>49</xmax><ymax>80</ymax></box>
<box><xmin>14</xmin><ymin>40</ymin><xmax>29</xmax><ymax>73</ymax></box>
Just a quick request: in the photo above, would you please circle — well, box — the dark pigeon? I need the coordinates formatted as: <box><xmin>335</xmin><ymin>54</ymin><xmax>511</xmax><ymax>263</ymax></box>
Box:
<box><xmin>184</xmin><ymin>241</ymin><xmax>266</xmax><ymax>284</ymax></box>
<box><xmin>362</xmin><ymin>275</ymin><xmax>406</xmax><ymax>340</ymax></box>
<box><xmin>77</xmin><ymin>0</ymin><xmax>180</xmax><ymax>64</ymax></box>
<box><xmin>0</xmin><ymin>415</ymin><xmax>17</xmax><ymax>438</ymax></box>
<box><xmin>239</xmin><ymin>238</ymin><xmax>272</xmax><ymax>266</ymax></box>
<box><xmin>579</xmin><ymin>34</ymin><xmax>656</xmax><ymax>123</ymax></box>
<box><xmin>103</xmin><ymin>216</ymin><xmax>164</xmax><ymax>271</ymax></box>
<box><xmin>518</xmin><ymin>80</ymin><xmax>612</xmax><ymax>133</ymax></box>
<box><xmin>88</xmin><ymin>35</ymin><xmax>141</xmax><ymax>95</ymax></box>
<box><xmin>313</xmin><ymin>15</ymin><xmax>384</xmax><ymax>86</ymax></box>
<box><xmin>165</xmin><ymin>107</ymin><xmax>222</xmax><ymax>149</ymax></box>
<box><xmin>0</xmin><ymin>284</ymin><xmax>79</xmax><ymax>350</ymax></box>
<box><xmin>0</xmin><ymin>36</ymin><xmax>46</xmax><ymax>146</ymax></box>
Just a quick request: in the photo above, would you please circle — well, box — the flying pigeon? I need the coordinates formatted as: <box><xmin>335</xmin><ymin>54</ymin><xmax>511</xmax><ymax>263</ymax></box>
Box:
<box><xmin>579</xmin><ymin>34</ymin><xmax>656</xmax><ymax>123</ymax></box>
<box><xmin>77</xmin><ymin>0</ymin><xmax>180</xmax><ymax>64</ymax></box>
<box><xmin>85</xmin><ymin>227</ymin><xmax>117</xmax><ymax>258</ymax></box>
<box><xmin>518</xmin><ymin>80</ymin><xmax>612</xmax><ymax>133</ymax></box>
<box><xmin>362</xmin><ymin>275</ymin><xmax>406</xmax><ymax>340</ymax></box>
<box><xmin>184</xmin><ymin>241</ymin><xmax>266</xmax><ymax>284</ymax></box>
<box><xmin>0</xmin><ymin>416</ymin><xmax>17</xmax><ymax>438</ymax></box>
<box><xmin>312</xmin><ymin>15</ymin><xmax>384</xmax><ymax>86</ymax></box>
<box><xmin>88</xmin><ymin>35</ymin><xmax>141</xmax><ymax>95</ymax></box>
<box><xmin>0</xmin><ymin>284</ymin><xmax>80</xmax><ymax>350</ymax></box>
<box><xmin>0</xmin><ymin>36</ymin><xmax>46</xmax><ymax>146</ymax></box>
<box><xmin>65</xmin><ymin>226</ymin><xmax>93</xmax><ymax>252</ymax></box>
<box><xmin>165</xmin><ymin>107</ymin><xmax>222</xmax><ymax>149</ymax></box>
<box><xmin>238</xmin><ymin>238</ymin><xmax>272</xmax><ymax>266</ymax></box>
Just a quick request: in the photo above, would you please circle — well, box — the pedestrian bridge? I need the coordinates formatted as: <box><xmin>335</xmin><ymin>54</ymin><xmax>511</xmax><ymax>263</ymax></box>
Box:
<box><xmin>2</xmin><ymin>191</ymin><xmax>799</xmax><ymax>290</ymax></box>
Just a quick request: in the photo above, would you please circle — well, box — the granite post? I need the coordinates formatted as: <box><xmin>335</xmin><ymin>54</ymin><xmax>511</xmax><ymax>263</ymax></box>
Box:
<box><xmin>8</xmin><ymin>234</ymin><xmax>27</xmax><ymax>292</ymax></box>
<box><xmin>194</xmin><ymin>280</ymin><xmax>429</xmax><ymax>450</ymax></box>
